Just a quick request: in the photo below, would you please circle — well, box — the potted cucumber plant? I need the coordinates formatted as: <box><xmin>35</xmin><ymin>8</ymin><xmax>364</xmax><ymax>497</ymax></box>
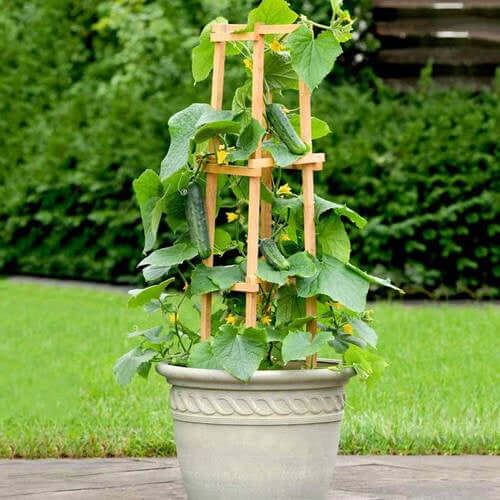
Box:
<box><xmin>114</xmin><ymin>1</ymin><xmax>402</xmax><ymax>499</ymax></box>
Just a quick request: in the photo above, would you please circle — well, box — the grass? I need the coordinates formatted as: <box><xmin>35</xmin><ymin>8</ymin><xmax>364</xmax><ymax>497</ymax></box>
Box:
<box><xmin>0</xmin><ymin>281</ymin><xmax>498</xmax><ymax>457</ymax></box>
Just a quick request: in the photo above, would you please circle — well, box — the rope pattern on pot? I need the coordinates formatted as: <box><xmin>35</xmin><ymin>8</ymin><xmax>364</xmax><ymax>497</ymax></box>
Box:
<box><xmin>170</xmin><ymin>389</ymin><xmax>345</xmax><ymax>417</ymax></box>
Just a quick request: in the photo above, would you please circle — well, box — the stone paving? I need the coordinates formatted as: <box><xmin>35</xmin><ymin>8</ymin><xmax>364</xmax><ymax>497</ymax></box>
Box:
<box><xmin>1</xmin><ymin>456</ymin><xmax>499</xmax><ymax>499</ymax></box>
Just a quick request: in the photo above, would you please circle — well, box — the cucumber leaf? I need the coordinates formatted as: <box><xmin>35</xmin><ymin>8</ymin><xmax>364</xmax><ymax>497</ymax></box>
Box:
<box><xmin>346</xmin><ymin>263</ymin><xmax>404</xmax><ymax>293</ymax></box>
<box><xmin>161</xmin><ymin>103</ymin><xmax>211</xmax><ymax>180</ymax></box>
<box><xmin>296</xmin><ymin>256</ymin><xmax>369</xmax><ymax>312</ymax></box>
<box><xmin>287</xmin><ymin>25</ymin><xmax>342</xmax><ymax>91</ymax></box>
<box><xmin>263</xmin><ymin>140</ymin><xmax>305</xmax><ymax>167</ymax></box>
<box><xmin>212</xmin><ymin>325</ymin><xmax>267</xmax><ymax>381</ymax></box>
<box><xmin>192</xmin><ymin>17</ymin><xmax>237</xmax><ymax>83</ymax></box>
<box><xmin>227</xmin><ymin>118</ymin><xmax>266</xmax><ymax>162</ymax></box>
<box><xmin>282</xmin><ymin>330</ymin><xmax>331</xmax><ymax>363</ymax></box>
<box><xmin>243</xmin><ymin>0</ymin><xmax>298</xmax><ymax>32</ymax></box>
<box><xmin>188</xmin><ymin>341</ymin><xmax>222</xmax><ymax>369</ymax></box>
<box><xmin>351</xmin><ymin>318</ymin><xmax>378</xmax><ymax>348</ymax></box>
<box><xmin>190</xmin><ymin>264</ymin><xmax>245</xmax><ymax>295</ymax></box>
<box><xmin>133</xmin><ymin>169</ymin><xmax>164</xmax><ymax>253</ymax></box>
<box><xmin>318</xmin><ymin>214</ymin><xmax>350</xmax><ymax>262</ymax></box>
<box><xmin>113</xmin><ymin>347</ymin><xmax>158</xmax><ymax>387</ymax></box>
<box><xmin>314</xmin><ymin>195</ymin><xmax>367</xmax><ymax>229</ymax></box>
<box><xmin>276</xmin><ymin>285</ymin><xmax>306</xmax><ymax>325</ymax></box>
<box><xmin>127</xmin><ymin>278</ymin><xmax>175</xmax><ymax>308</ymax></box>
<box><xmin>138</xmin><ymin>243</ymin><xmax>198</xmax><ymax>268</ymax></box>
<box><xmin>264</xmin><ymin>51</ymin><xmax>298</xmax><ymax>91</ymax></box>
<box><xmin>289</xmin><ymin>114</ymin><xmax>331</xmax><ymax>140</ymax></box>
<box><xmin>257</xmin><ymin>260</ymin><xmax>289</xmax><ymax>286</ymax></box>
<box><xmin>194</xmin><ymin>109</ymin><xmax>240</xmax><ymax>143</ymax></box>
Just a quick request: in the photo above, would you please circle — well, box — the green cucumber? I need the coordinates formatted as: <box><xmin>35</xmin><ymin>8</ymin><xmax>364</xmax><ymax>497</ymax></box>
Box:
<box><xmin>266</xmin><ymin>103</ymin><xmax>308</xmax><ymax>155</ymax></box>
<box><xmin>186</xmin><ymin>182</ymin><xmax>211</xmax><ymax>260</ymax></box>
<box><xmin>260</xmin><ymin>238</ymin><xmax>290</xmax><ymax>271</ymax></box>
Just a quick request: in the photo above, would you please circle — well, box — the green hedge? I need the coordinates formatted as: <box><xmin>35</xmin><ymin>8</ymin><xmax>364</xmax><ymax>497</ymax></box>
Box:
<box><xmin>0</xmin><ymin>1</ymin><xmax>498</xmax><ymax>297</ymax></box>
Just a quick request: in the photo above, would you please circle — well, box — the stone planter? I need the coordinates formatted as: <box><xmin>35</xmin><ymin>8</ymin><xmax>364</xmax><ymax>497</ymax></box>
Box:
<box><xmin>157</xmin><ymin>360</ymin><xmax>354</xmax><ymax>500</ymax></box>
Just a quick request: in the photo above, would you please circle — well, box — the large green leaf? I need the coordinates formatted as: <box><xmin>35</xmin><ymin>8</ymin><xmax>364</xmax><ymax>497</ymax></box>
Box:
<box><xmin>190</xmin><ymin>264</ymin><xmax>245</xmax><ymax>295</ymax></box>
<box><xmin>296</xmin><ymin>256</ymin><xmax>369</xmax><ymax>312</ymax></box>
<box><xmin>257</xmin><ymin>260</ymin><xmax>288</xmax><ymax>286</ymax></box>
<box><xmin>177</xmin><ymin>296</ymin><xmax>201</xmax><ymax>334</ymax></box>
<box><xmin>192</xmin><ymin>17</ymin><xmax>229</xmax><ymax>83</ymax></box>
<box><xmin>287</xmin><ymin>251</ymin><xmax>317</xmax><ymax>278</ymax></box>
<box><xmin>276</xmin><ymin>285</ymin><xmax>305</xmax><ymax>325</ymax></box>
<box><xmin>244</xmin><ymin>0</ymin><xmax>298</xmax><ymax>32</ymax></box>
<box><xmin>263</xmin><ymin>140</ymin><xmax>304</xmax><ymax>167</ymax></box>
<box><xmin>288</xmin><ymin>25</ymin><xmax>342</xmax><ymax>91</ymax></box>
<box><xmin>127</xmin><ymin>326</ymin><xmax>168</xmax><ymax>344</ymax></box>
<box><xmin>127</xmin><ymin>278</ymin><xmax>174</xmax><ymax>309</ymax></box>
<box><xmin>194</xmin><ymin>109</ymin><xmax>240</xmax><ymax>143</ymax></box>
<box><xmin>232</xmin><ymin>82</ymin><xmax>251</xmax><ymax>114</ymax></box>
<box><xmin>264</xmin><ymin>51</ymin><xmax>298</xmax><ymax>91</ymax></box>
<box><xmin>227</xmin><ymin>118</ymin><xmax>266</xmax><ymax>162</ymax></box>
<box><xmin>314</xmin><ymin>195</ymin><xmax>367</xmax><ymax>228</ymax></box>
<box><xmin>289</xmin><ymin>114</ymin><xmax>331</xmax><ymax>140</ymax></box>
<box><xmin>213</xmin><ymin>228</ymin><xmax>235</xmax><ymax>255</ymax></box>
<box><xmin>346</xmin><ymin>263</ymin><xmax>404</xmax><ymax>293</ymax></box>
<box><xmin>133</xmin><ymin>169</ymin><xmax>164</xmax><ymax>252</ymax></box>
<box><xmin>282</xmin><ymin>330</ymin><xmax>331</xmax><ymax>363</ymax></box>
<box><xmin>351</xmin><ymin>318</ymin><xmax>378</xmax><ymax>348</ymax></box>
<box><xmin>188</xmin><ymin>341</ymin><xmax>222</xmax><ymax>369</ymax></box>
<box><xmin>161</xmin><ymin>103</ymin><xmax>211</xmax><ymax>180</ymax></box>
<box><xmin>113</xmin><ymin>347</ymin><xmax>157</xmax><ymax>387</ymax></box>
<box><xmin>212</xmin><ymin>325</ymin><xmax>267</xmax><ymax>381</ymax></box>
<box><xmin>318</xmin><ymin>214</ymin><xmax>350</xmax><ymax>262</ymax></box>
<box><xmin>138</xmin><ymin>243</ymin><xmax>198</xmax><ymax>268</ymax></box>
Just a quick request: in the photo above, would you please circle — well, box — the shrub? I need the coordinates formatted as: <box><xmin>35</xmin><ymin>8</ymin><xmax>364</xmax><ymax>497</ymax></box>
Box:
<box><xmin>0</xmin><ymin>1</ymin><xmax>498</xmax><ymax>297</ymax></box>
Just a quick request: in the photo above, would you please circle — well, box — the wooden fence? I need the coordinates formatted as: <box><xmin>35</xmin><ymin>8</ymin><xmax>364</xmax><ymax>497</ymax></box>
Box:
<box><xmin>372</xmin><ymin>0</ymin><xmax>500</xmax><ymax>87</ymax></box>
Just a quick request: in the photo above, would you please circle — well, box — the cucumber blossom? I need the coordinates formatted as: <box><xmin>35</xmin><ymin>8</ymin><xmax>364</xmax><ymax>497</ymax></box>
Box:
<box><xmin>266</xmin><ymin>103</ymin><xmax>308</xmax><ymax>155</ymax></box>
<box><xmin>186</xmin><ymin>182</ymin><xmax>212</xmax><ymax>260</ymax></box>
<box><xmin>260</xmin><ymin>238</ymin><xmax>290</xmax><ymax>271</ymax></box>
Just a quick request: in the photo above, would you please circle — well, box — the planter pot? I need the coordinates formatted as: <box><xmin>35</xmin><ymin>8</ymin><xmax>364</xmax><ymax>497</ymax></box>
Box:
<box><xmin>157</xmin><ymin>360</ymin><xmax>354</xmax><ymax>500</ymax></box>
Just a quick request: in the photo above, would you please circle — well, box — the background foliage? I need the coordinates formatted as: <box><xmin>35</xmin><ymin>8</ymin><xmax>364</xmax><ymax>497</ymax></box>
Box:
<box><xmin>0</xmin><ymin>0</ymin><xmax>498</xmax><ymax>297</ymax></box>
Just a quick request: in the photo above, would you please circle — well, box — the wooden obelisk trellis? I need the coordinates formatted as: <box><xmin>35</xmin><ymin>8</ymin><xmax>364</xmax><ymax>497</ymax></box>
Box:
<box><xmin>200</xmin><ymin>23</ymin><xmax>325</xmax><ymax>366</ymax></box>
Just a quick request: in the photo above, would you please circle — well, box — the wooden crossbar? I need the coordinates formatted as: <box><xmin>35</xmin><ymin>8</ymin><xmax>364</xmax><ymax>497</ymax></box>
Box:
<box><xmin>200</xmin><ymin>23</ymin><xmax>321</xmax><ymax>347</ymax></box>
<box><xmin>210</xmin><ymin>23</ymin><xmax>298</xmax><ymax>42</ymax></box>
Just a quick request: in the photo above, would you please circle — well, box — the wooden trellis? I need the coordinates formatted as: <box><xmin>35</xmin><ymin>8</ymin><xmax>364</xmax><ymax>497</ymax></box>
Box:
<box><xmin>200</xmin><ymin>23</ymin><xmax>325</xmax><ymax>362</ymax></box>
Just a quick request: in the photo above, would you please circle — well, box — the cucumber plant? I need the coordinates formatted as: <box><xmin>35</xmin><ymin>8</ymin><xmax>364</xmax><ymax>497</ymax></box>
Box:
<box><xmin>114</xmin><ymin>0</ymin><xmax>403</xmax><ymax>387</ymax></box>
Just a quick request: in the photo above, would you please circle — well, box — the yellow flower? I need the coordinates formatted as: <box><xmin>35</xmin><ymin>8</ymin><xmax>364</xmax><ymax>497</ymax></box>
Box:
<box><xmin>261</xmin><ymin>315</ymin><xmax>271</xmax><ymax>325</ymax></box>
<box><xmin>277</xmin><ymin>183</ymin><xmax>292</xmax><ymax>197</ymax></box>
<box><xmin>183</xmin><ymin>283</ymin><xmax>188</xmax><ymax>292</ymax></box>
<box><xmin>225</xmin><ymin>313</ymin><xmax>237</xmax><ymax>325</ymax></box>
<box><xmin>226</xmin><ymin>212</ymin><xmax>239</xmax><ymax>223</ymax></box>
<box><xmin>216</xmin><ymin>149</ymin><xmax>228</xmax><ymax>164</ymax></box>
<box><xmin>345</xmin><ymin>12</ymin><xmax>352</xmax><ymax>22</ymax></box>
<box><xmin>243</xmin><ymin>58</ymin><xmax>253</xmax><ymax>71</ymax></box>
<box><xmin>269</xmin><ymin>38</ymin><xmax>285</xmax><ymax>52</ymax></box>
<box><xmin>327</xmin><ymin>301</ymin><xmax>342</xmax><ymax>310</ymax></box>
<box><xmin>169</xmin><ymin>313</ymin><xmax>176</xmax><ymax>323</ymax></box>
<box><xmin>342</xmin><ymin>324</ymin><xmax>353</xmax><ymax>335</ymax></box>
<box><xmin>282</xmin><ymin>106</ymin><xmax>290</xmax><ymax>114</ymax></box>
<box><xmin>281</xmin><ymin>233</ymin><xmax>290</xmax><ymax>241</ymax></box>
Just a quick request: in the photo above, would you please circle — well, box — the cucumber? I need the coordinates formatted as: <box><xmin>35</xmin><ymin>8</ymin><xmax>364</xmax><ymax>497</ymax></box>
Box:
<box><xmin>260</xmin><ymin>238</ymin><xmax>290</xmax><ymax>271</ymax></box>
<box><xmin>266</xmin><ymin>103</ymin><xmax>308</xmax><ymax>155</ymax></box>
<box><xmin>186</xmin><ymin>182</ymin><xmax>211</xmax><ymax>259</ymax></box>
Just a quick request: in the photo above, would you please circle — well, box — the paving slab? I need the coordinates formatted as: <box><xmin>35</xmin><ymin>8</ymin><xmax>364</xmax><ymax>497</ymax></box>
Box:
<box><xmin>1</xmin><ymin>456</ymin><xmax>498</xmax><ymax>499</ymax></box>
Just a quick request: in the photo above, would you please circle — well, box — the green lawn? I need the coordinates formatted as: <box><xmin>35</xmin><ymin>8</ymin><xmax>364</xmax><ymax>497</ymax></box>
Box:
<box><xmin>0</xmin><ymin>281</ymin><xmax>498</xmax><ymax>457</ymax></box>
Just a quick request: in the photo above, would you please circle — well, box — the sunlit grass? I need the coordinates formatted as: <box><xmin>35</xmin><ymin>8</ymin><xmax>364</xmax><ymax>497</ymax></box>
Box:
<box><xmin>0</xmin><ymin>281</ymin><xmax>498</xmax><ymax>457</ymax></box>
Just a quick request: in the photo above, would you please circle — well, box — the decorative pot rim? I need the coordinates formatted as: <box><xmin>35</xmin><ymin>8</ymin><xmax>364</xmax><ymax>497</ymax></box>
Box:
<box><xmin>156</xmin><ymin>358</ymin><xmax>355</xmax><ymax>391</ymax></box>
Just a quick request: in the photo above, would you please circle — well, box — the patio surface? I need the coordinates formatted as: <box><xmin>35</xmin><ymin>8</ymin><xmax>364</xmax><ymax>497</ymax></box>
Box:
<box><xmin>1</xmin><ymin>455</ymin><xmax>499</xmax><ymax>499</ymax></box>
